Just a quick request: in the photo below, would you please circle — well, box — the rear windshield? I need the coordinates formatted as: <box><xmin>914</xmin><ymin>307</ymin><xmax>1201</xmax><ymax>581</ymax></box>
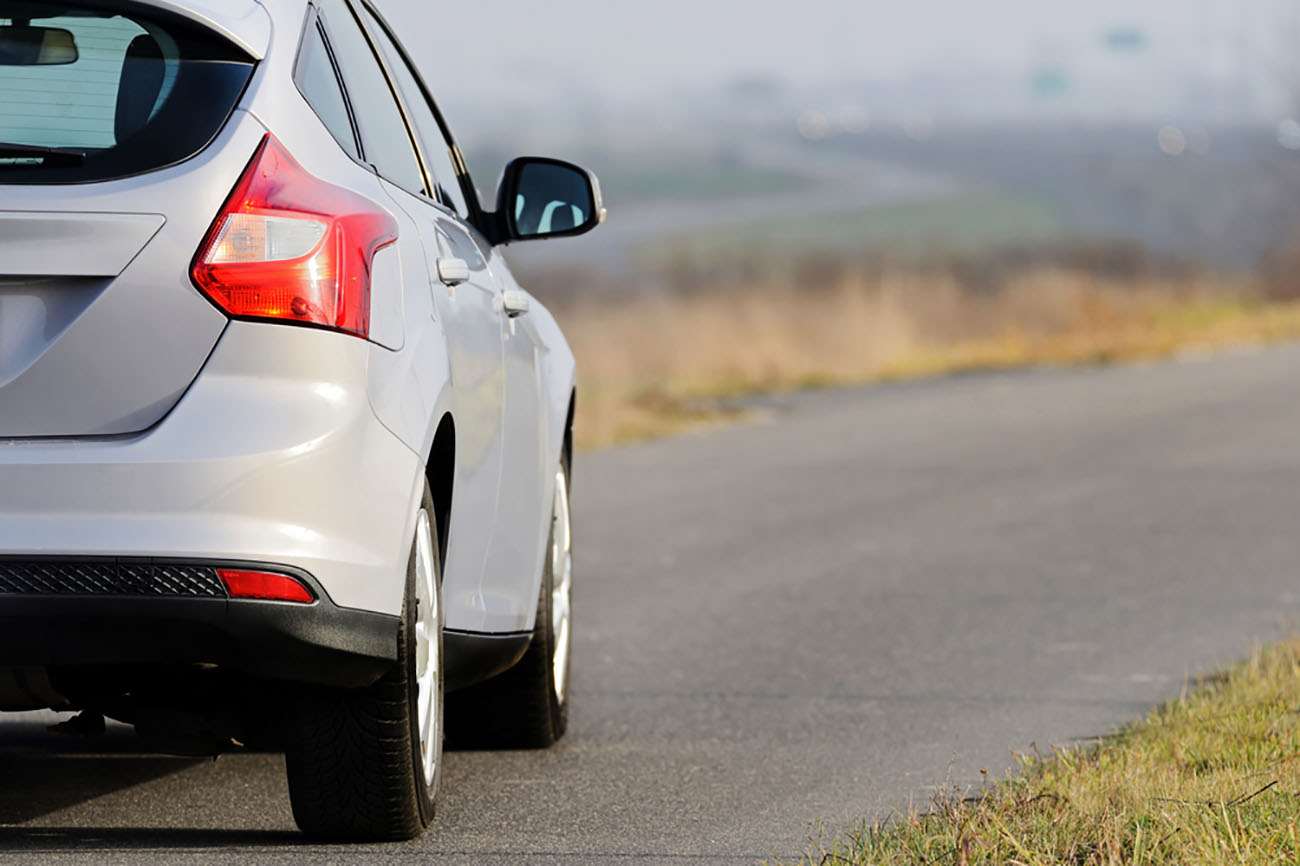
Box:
<box><xmin>0</xmin><ymin>2</ymin><xmax>254</xmax><ymax>183</ymax></box>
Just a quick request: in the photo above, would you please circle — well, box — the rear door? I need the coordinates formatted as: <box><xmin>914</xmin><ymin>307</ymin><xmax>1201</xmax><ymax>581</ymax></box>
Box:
<box><xmin>0</xmin><ymin>2</ymin><xmax>259</xmax><ymax>437</ymax></box>
<box><xmin>360</xmin><ymin>4</ymin><xmax>553</xmax><ymax>631</ymax></box>
<box><xmin>312</xmin><ymin>0</ymin><xmax>508</xmax><ymax>607</ymax></box>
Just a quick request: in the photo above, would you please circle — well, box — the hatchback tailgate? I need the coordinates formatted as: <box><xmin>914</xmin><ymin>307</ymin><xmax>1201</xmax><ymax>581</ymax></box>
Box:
<box><xmin>0</xmin><ymin>120</ymin><xmax>269</xmax><ymax>438</ymax></box>
<box><xmin>0</xmin><ymin>208</ymin><xmax>228</xmax><ymax>438</ymax></box>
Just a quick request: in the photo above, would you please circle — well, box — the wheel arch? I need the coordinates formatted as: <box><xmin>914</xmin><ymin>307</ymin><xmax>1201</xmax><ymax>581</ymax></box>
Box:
<box><xmin>424</xmin><ymin>413</ymin><xmax>455</xmax><ymax>575</ymax></box>
<box><xmin>563</xmin><ymin>389</ymin><xmax>576</xmax><ymax>472</ymax></box>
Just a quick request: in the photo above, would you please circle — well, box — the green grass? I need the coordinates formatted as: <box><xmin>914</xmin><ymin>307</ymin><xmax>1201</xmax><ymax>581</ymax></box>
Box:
<box><xmin>784</xmin><ymin>641</ymin><xmax>1300</xmax><ymax>866</ymax></box>
<box><xmin>601</xmin><ymin>163</ymin><xmax>814</xmax><ymax>204</ymax></box>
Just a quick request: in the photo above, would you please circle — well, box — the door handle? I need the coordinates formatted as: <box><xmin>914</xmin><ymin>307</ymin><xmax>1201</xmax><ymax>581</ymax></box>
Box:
<box><xmin>502</xmin><ymin>289</ymin><xmax>531</xmax><ymax>318</ymax></box>
<box><xmin>436</xmin><ymin>257</ymin><xmax>469</xmax><ymax>287</ymax></box>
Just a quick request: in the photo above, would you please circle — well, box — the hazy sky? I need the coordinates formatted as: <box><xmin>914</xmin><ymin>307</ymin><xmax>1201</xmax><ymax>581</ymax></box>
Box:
<box><xmin>378</xmin><ymin>0</ymin><xmax>1287</xmax><ymax>100</ymax></box>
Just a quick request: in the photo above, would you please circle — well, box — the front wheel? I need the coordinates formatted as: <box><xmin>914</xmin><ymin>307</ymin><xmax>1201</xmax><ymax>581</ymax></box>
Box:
<box><xmin>285</xmin><ymin>483</ymin><xmax>443</xmax><ymax>840</ymax></box>
<box><xmin>448</xmin><ymin>457</ymin><xmax>572</xmax><ymax>749</ymax></box>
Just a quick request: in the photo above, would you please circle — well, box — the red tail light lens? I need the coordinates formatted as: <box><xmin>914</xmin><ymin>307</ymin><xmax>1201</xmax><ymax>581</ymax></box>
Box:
<box><xmin>218</xmin><ymin>568</ymin><xmax>316</xmax><ymax>604</ymax></box>
<box><xmin>191</xmin><ymin>134</ymin><xmax>398</xmax><ymax>339</ymax></box>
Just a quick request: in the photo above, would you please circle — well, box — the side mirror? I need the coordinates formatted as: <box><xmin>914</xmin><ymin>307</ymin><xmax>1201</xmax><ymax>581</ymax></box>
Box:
<box><xmin>494</xmin><ymin>157</ymin><xmax>606</xmax><ymax>244</ymax></box>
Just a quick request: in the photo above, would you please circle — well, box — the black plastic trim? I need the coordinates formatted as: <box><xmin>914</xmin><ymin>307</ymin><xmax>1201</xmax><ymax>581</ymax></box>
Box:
<box><xmin>0</xmin><ymin>557</ymin><xmax>399</xmax><ymax>689</ymax></box>
<box><xmin>0</xmin><ymin>559</ymin><xmax>227</xmax><ymax>599</ymax></box>
<box><xmin>444</xmin><ymin>629</ymin><xmax>531</xmax><ymax>692</ymax></box>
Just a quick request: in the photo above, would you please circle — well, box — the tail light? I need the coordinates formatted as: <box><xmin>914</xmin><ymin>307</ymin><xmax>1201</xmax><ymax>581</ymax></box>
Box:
<box><xmin>218</xmin><ymin>568</ymin><xmax>316</xmax><ymax>604</ymax></box>
<box><xmin>191</xmin><ymin>134</ymin><xmax>398</xmax><ymax>339</ymax></box>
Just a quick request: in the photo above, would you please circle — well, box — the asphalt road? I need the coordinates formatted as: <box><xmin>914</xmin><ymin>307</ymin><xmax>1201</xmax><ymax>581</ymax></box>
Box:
<box><xmin>3</xmin><ymin>344</ymin><xmax>1300</xmax><ymax>864</ymax></box>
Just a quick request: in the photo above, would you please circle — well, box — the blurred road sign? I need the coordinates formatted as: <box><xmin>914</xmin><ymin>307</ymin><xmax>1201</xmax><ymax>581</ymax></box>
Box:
<box><xmin>1031</xmin><ymin>66</ymin><xmax>1071</xmax><ymax>98</ymax></box>
<box><xmin>1104</xmin><ymin>28</ymin><xmax>1148</xmax><ymax>53</ymax></box>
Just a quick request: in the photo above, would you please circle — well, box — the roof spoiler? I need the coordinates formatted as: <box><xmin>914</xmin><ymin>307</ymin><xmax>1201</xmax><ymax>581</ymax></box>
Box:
<box><xmin>133</xmin><ymin>0</ymin><xmax>271</xmax><ymax>59</ymax></box>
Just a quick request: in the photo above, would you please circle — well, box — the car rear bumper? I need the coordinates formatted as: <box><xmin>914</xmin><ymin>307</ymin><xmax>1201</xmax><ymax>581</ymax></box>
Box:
<box><xmin>0</xmin><ymin>322</ymin><xmax>424</xmax><ymax>620</ymax></box>
<box><xmin>0</xmin><ymin>559</ymin><xmax>397</xmax><ymax>688</ymax></box>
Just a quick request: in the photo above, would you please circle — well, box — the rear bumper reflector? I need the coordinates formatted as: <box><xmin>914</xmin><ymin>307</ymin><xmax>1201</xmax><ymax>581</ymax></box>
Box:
<box><xmin>217</xmin><ymin>568</ymin><xmax>315</xmax><ymax>604</ymax></box>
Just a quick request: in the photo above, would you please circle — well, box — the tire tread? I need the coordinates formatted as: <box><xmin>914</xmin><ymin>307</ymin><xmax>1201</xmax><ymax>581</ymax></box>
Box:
<box><xmin>285</xmin><ymin>485</ymin><xmax>440</xmax><ymax>841</ymax></box>
<box><xmin>447</xmin><ymin>461</ymin><xmax>570</xmax><ymax>751</ymax></box>
<box><xmin>286</xmin><ymin>625</ymin><xmax>423</xmax><ymax>840</ymax></box>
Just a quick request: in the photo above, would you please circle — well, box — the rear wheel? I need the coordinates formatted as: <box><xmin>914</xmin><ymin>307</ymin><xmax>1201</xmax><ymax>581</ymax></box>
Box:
<box><xmin>448</xmin><ymin>457</ymin><xmax>572</xmax><ymax>749</ymax></box>
<box><xmin>286</xmin><ymin>483</ymin><xmax>443</xmax><ymax>841</ymax></box>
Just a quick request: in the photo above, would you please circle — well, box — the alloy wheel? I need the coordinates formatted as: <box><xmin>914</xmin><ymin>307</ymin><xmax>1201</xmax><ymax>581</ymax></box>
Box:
<box><xmin>550</xmin><ymin>469</ymin><xmax>573</xmax><ymax>704</ymax></box>
<box><xmin>413</xmin><ymin>508</ymin><xmax>440</xmax><ymax>786</ymax></box>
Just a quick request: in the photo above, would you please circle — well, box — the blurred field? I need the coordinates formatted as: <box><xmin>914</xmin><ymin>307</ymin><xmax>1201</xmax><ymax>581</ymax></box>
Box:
<box><xmin>789</xmin><ymin>640</ymin><xmax>1300</xmax><ymax>865</ymax></box>
<box><xmin>639</xmin><ymin>192</ymin><xmax>1064</xmax><ymax>265</ymax></box>
<box><xmin>551</xmin><ymin>252</ymin><xmax>1300</xmax><ymax>450</ymax></box>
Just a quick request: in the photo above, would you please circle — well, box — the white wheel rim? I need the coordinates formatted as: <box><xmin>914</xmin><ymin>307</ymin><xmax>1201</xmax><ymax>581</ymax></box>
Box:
<box><xmin>414</xmin><ymin>508</ymin><xmax>440</xmax><ymax>787</ymax></box>
<box><xmin>551</xmin><ymin>468</ymin><xmax>573</xmax><ymax>704</ymax></box>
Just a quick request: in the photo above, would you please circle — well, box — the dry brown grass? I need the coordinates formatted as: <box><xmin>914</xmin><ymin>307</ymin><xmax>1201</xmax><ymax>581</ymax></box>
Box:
<box><xmin>560</xmin><ymin>268</ymin><xmax>1300</xmax><ymax>450</ymax></box>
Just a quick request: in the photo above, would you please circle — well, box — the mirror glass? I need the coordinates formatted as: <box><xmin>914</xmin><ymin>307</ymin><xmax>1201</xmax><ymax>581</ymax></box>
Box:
<box><xmin>512</xmin><ymin>162</ymin><xmax>593</xmax><ymax>239</ymax></box>
<box><xmin>0</xmin><ymin>26</ymin><xmax>78</xmax><ymax>66</ymax></box>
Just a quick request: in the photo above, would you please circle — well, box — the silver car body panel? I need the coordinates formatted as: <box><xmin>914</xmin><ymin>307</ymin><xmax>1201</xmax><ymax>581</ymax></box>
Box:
<box><xmin>0</xmin><ymin>0</ymin><xmax>578</xmax><ymax>634</ymax></box>
<box><xmin>136</xmin><ymin>0</ymin><xmax>272</xmax><ymax>59</ymax></box>
<box><xmin>0</xmin><ymin>213</ymin><xmax>165</xmax><ymax>277</ymax></box>
<box><xmin>0</xmin><ymin>324</ymin><xmax>423</xmax><ymax>616</ymax></box>
<box><xmin>0</xmin><ymin>115</ymin><xmax>268</xmax><ymax>437</ymax></box>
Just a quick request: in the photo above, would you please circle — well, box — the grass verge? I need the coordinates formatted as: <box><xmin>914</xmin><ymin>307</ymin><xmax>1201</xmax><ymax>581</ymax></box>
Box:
<box><xmin>562</xmin><ymin>270</ymin><xmax>1300</xmax><ymax>450</ymax></box>
<box><xmin>787</xmin><ymin>641</ymin><xmax>1300</xmax><ymax>866</ymax></box>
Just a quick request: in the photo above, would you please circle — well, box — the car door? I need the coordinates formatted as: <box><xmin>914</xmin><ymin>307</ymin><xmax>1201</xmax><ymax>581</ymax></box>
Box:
<box><xmin>484</xmin><ymin>252</ymin><xmax>550</xmax><ymax>626</ymax></box>
<box><xmin>359</xmin><ymin>6</ymin><xmax>552</xmax><ymax>633</ymax></box>
<box><xmin>316</xmin><ymin>0</ymin><xmax>507</xmax><ymax>614</ymax></box>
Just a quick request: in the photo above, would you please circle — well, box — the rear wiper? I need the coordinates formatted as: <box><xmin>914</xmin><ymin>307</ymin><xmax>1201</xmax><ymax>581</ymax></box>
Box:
<box><xmin>0</xmin><ymin>142</ymin><xmax>85</xmax><ymax>167</ymax></box>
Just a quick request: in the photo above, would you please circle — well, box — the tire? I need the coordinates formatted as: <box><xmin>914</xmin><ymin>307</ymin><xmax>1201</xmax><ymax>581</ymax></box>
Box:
<box><xmin>285</xmin><ymin>483</ymin><xmax>443</xmax><ymax>841</ymax></box>
<box><xmin>448</xmin><ymin>455</ymin><xmax>572</xmax><ymax>750</ymax></box>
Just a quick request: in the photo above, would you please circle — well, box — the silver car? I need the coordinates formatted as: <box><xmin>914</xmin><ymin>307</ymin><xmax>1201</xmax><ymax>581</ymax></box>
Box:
<box><xmin>0</xmin><ymin>0</ymin><xmax>600</xmax><ymax>840</ymax></box>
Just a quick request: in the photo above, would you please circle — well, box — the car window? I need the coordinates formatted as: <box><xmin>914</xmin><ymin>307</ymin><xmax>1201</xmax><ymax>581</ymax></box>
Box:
<box><xmin>0</xmin><ymin>1</ymin><xmax>254</xmax><ymax>184</ymax></box>
<box><xmin>316</xmin><ymin>0</ymin><xmax>424</xmax><ymax>197</ymax></box>
<box><xmin>294</xmin><ymin>22</ymin><xmax>359</xmax><ymax>160</ymax></box>
<box><xmin>361</xmin><ymin>8</ymin><xmax>470</xmax><ymax>219</ymax></box>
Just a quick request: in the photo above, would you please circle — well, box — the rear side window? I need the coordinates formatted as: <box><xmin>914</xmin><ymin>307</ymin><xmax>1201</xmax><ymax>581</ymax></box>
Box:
<box><xmin>295</xmin><ymin>23</ymin><xmax>360</xmax><ymax>160</ymax></box>
<box><xmin>361</xmin><ymin>8</ymin><xmax>470</xmax><ymax>219</ymax></box>
<box><xmin>315</xmin><ymin>0</ymin><xmax>424</xmax><ymax>198</ymax></box>
<box><xmin>0</xmin><ymin>3</ymin><xmax>255</xmax><ymax>184</ymax></box>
